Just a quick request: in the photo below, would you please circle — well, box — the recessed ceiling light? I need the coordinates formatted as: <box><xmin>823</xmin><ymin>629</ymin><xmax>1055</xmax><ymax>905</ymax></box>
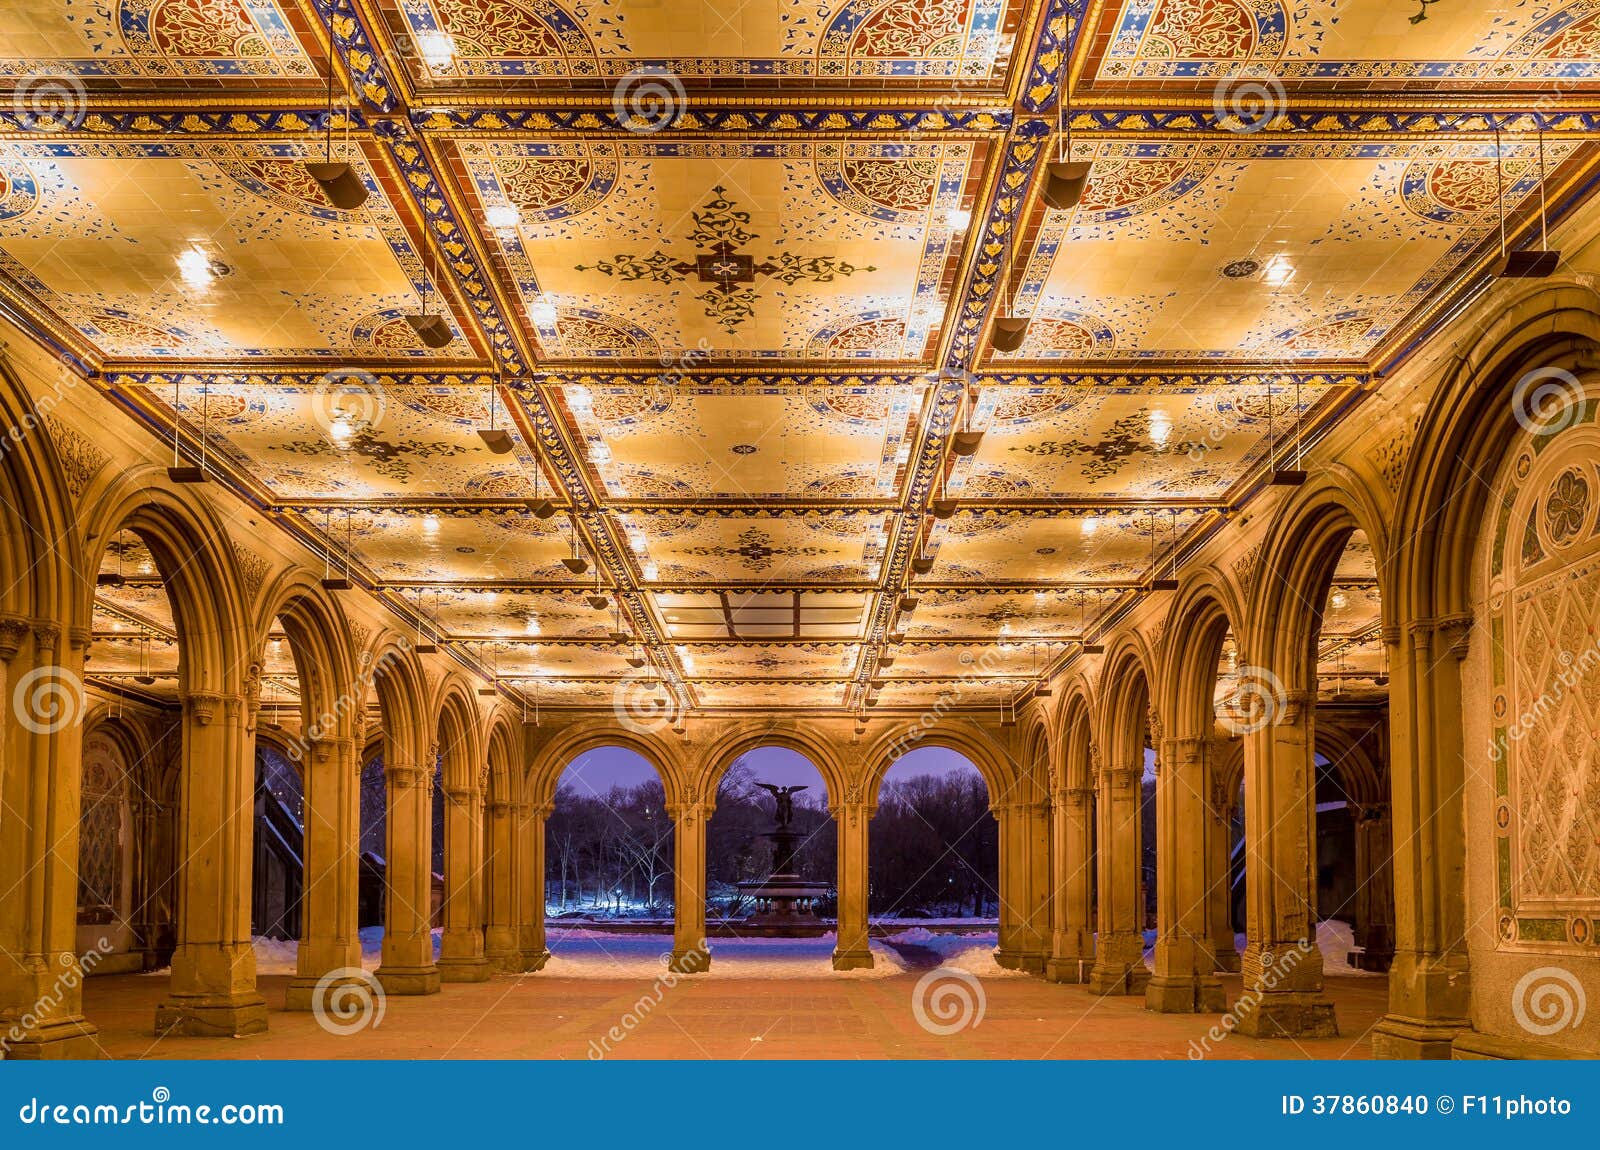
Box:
<box><xmin>1080</xmin><ymin>517</ymin><xmax>1099</xmax><ymax>536</ymax></box>
<box><xmin>529</xmin><ymin>296</ymin><xmax>558</xmax><ymax>325</ymax></box>
<box><xmin>1149</xmin><ymin>409</ymin><xmax>1172</xmax><ymax>448</ymax></box>
<box><xmin>1330</xmin><ymin>590</ymin><xmax>1349</xmax><ymax>610</ymax></box>
<box><xmin>946</xmin><ymin>207</ymin><xmax>972</xmax><ymax>231</ymax></box>
<box><xmin>422</xmin><ymin>513</ymin><xmax>440</xmax><ymax>536</ymax></box>
<box><xmin>485</xmin><ymin>202</ymin><xmax>521</xmax><ymax>230</ymax></box>
<box><xmin>417</xmin><ymin>30</ymin><xmax>456</xmax><ymax>69</ymax></box>
<box><xmin>176</xmin><ymin>246</ymin><xmax>225</xmax><ymax>291</ymax></box>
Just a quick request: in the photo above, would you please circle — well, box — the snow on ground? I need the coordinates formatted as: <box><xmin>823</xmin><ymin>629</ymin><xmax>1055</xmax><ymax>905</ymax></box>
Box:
<box><xmin>879</xmin><ymin>928</ymin><xmax>1029</xmax><ymax>979</ymax></box>
<box><xmin>543</xmin><ymin>928</ymin><xmax>906</xmax><ymax>979</ymax></box>
<box><xmin>1223</xmin><ymin>920</ymin><xmax>1382</xmax><ymax>977</ymax></box>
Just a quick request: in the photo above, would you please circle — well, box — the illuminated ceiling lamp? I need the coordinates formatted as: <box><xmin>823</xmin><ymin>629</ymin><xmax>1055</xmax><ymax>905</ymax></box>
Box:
<box><xmin>476</xmin><ymin>372</ymin><xmax>515</xmax><ymax>453</ymax></box>
<box><xmin>477</xmin><ymin>644</ymin><xmax>500</xmax><ymax>696</ymax></box>
<box><xmin>134</xmin><ymin>630</ymin><xmax>157</xmax><ymax>686</ymax></box>
<box><xmin>1266</xmin><ymin>377</ymin><xmax>1307</xmax><ymax>486</ymax></box>
<box><xmin>1040</xmin><ymin>84</ymin><xmax>1091</xmax><ymax>211</ymax></box>
<box><xmin>561</xmin><ymin>518</ymin><xmax>589</xmax><ymax>574</ymax></box>
<box><xmin>412</xmin><ymin>589</ymin><xmax>438</xmax><ymax>654</ymax></box>
<box><xmin>98</xmin><ymin>542</ymin><xmax>127</xmax><ymax>588</ymax></box>
<box><xmin>1494</xmin><ymin>127</ymin><xmax>1560</xmax><ymax>278</ymax></box>
<box><xmin>304</xmin><ymin>18</ymin><xmax>369</xmax><ymax>212</ymax></box>
<box><xmin>527</xmin><ymin>456</ymin><xmax>556</xmax><ymax>520</ymax></box>
<box><xmin>1148</xmin><ymin>510</ymin><xmax>1179</xmax><ymax>592</ymax></box>
<box><xmin>950</xmin><ymin>386</ymin><xmax>984</xmax><ymax>456</ymax></box>
<box><xmin>167</xmin><ymin>380</ymin><xmax>209</xmax><ymax>483</ymax></box>
<box><xmin>911</xmin><ymin>551</ymin><xmax>935</xmax><ymax>575</ymax></box>
<box><xmin>320</xmin><ymin>509</ymin><xmax>353</xmax><ymax>591</ymax></box>
<box><xmin>406</xmin><ymin>239</ymin><xmax>454</xmax><ymax>349</ymax></box>
<box><xmin>988</xmin><ymin>230</ymin><xmax>1029</xmax><ymax>353</ymax></box>
<box><xmin>930</xmin><ymin>461</ymin><xmax>958</xmax><ymax>519</ymax></box>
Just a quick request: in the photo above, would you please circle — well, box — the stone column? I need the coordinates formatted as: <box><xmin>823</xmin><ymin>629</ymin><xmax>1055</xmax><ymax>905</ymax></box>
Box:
<box><xmin>1208</xmin><ymin>752</ymin><xmax>1241</xmax><ymax>973</ymax></box>
<box><xmin>832</xmin><ymin>795</ymin><xmax>873</xmax><ymax>970</ymax></box>
<box><xmin>483</xmin><ymin>797</ymin><xmax>522</xmax><ymax>972</ymax></box>
<box><xmin>1046</xmin><ymin>785</ymin><xmax>1095</xmax><ymax>982</ymax></box>
<box><xmin>997</xmin><ymin>800</ymin><xmax>1049</xmax><ymax>973</ymax></box>
<box><xmin>286</xmin><ymin>735</ymin><xmax>362</xmax><ymax>1010</ymax></box>
<box><xmin>1373</xmin><ymin>619</ymin><xmax>1472</xmax><ymax>1058</ymax></box>
<box><xmin>1087</xmin><ymin>760</ymin><xmax>1150</xmax><ymax>995</ymax></box>
<box><xmin>436</xmin><ymin>781</ymin><xmax>490</xmax><ymax>982</ymax></box>
<box><xmin>1236</xmin><ymin>693</ymin><xmax>1336</xmax><ymax>1037</ymax></box>
<box><xmin>1146</xmin><ymin>736</ymin><xmax>1225</xmax><ymax>1012</ymax></box>
<box><xmin>667</xmin><ymin>799</ymin><xmax>710</xmax><ymax>973</ymax></box>
<box><xmin>1351</xmin><ymin>802</ymin><xmax>1395</xmax><ymax>972</ymax></box>
<box><xmin>156</xmin><ymin>689</ymin><xmax>268</xmax><ymax>1036</ymax></box>
<box><xmin>517</xmin><ymin>802</ymin><xmax>550</xmax><ymax>971</ymax></box>
<box><xmin>0</xmin><ymin>620</ymin><xmax>100</xmax><ymax>1057</ymax></box>
<box><xmin>374</xmin><ymin>755</ymin><xmax>439</xmax><ymax>994</ymax></box>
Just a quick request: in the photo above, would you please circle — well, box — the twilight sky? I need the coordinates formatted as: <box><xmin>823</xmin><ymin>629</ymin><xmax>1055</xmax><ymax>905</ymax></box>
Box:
<box><xmin>556</xmin><ymin>743</ymin><xmax>983</xmax><ymax>801</ymax></box>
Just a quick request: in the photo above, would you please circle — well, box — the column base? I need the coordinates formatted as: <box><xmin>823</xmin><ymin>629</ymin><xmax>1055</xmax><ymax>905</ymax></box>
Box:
<box><xmin>284</xmin><ymin>971</ymin><xmax>377</xmax><ymax>1012</ymax></box>
<box><xmin>994</xmin><ymin>948</ymin><xmax>1047</xmax><ymax>975</ymax></box>
<box><xmin>831</xmin><ymin>948</ymin><xmax>874</xmax><ymax>971</ymax></box>
<box><xmin>375</xmin><ymin>964</ymin><xmax>441</xmax><ymax>996</ymax></box>
<box><xmin>667</xmin><ymin>947</ymin><xmax>710</xmax><ymax>975</ymax></box>
<box><xmin>1212</xmin><ymin>948</ymin><xmax>1241</xmax><ymax>973</ymax></box>
<box><xmin>1145</xmin><ymin>973</ymin><xmax>1227</xmax><ymax>1013</ymax></box>
<box><xmin>1086</xmin><ymin>961</ymin><xmax>1151</xmax><ymax>996</ymax></box>
<box><xmin>436</xmin><ymin>957</ymin><xmax>492</xmax><ymax>983</ymax></box>
<box><xmin>1</xmin><ymin>1018</ymin><xmax>102</xmax><ymax>1060</ymax></box>
<box><xmin>519</xmin><ymin>950</ymin><xmax>551</xmax><ymax>974</ymax></box>
<box><xmin>485</xmin><ymin>947</ymin><xmax>524</xmax><ymax>974</ymax></box>
<box><xmin>154</xmin><ymin>994</ymin><xmax>268</xmax><ymax>1038</ymax></box>
<box><xmin>1045</xmin><ymin>955</ymin><xmax>1093</xmax><ymax>983</ymax></box>
<box><xmin>1233</xmin><ymin>992</ymin><xmax>1338</xmax><ymax>1038</ymax></box>
<box><xmin>1370</xmin><ymin>1014</ymin><xmax>1468</xmax><ymax>1059</ymax></box>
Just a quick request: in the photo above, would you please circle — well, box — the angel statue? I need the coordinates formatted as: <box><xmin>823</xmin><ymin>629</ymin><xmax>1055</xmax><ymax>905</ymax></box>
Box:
<box><xmin>755</xmin><ymin>782</ymin><xmax>808</xmax><ymax>828</ymax></box>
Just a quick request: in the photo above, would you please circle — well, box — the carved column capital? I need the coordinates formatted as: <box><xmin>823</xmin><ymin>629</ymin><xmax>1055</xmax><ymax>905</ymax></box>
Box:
<box><xmin>183</xmin><ymin>691</ymin><xmax>222</xmax><ymax>726</ymax></box>
<box><xmin>0</xmin><ymin>614</ymin><xmax>31</xmax><ymax>662</ymax></box>
<box><xmin>30</xmin><ymin>621</ymin><xmax>60</xmax><ymax>654</ymax></box>
<box><xmin>1435</xmin><ymin>612</ymin><xmax>1475</xmax><ymax>661</ymax></box>
<box><xmin>385</xmin><ymin>760</ymin><xmax>426</xmax><ymax>789</ymax></box>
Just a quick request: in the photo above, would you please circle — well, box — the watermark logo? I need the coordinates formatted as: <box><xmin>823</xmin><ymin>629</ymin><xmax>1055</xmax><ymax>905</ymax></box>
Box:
<box><xmin>12</xmin><ymin>71</ymin><xmax>87</xmax><ymax>133</ymax></box>
<box><xmin>1511</xmin><ymin>366</ymin><xmax>1586</xmax><ymax>438</ymax></box>
<box><xmin>612</xmin><ymin>666</ymin><xmax>683</xmax><ymax>735</ymax></box>
<box><xmin>1511</xmin><ymin>966</ymin><xmax>1585</xmax><ymax>1037</ymax></box>
<box><xmin>1214</xmin><ymin>664</ymin><xmax>1287</xmax><ymax>735</ymax></box>
<box><xmin>310</xmin><ymin>368</ymin><xmax>386</xmax><ymax>447</ymax></box>
<box><xmin>1212</xmin><ymin>70</ymin><xmax>1286</xmax><ymax>134</ymax></box>
<box><xmin>13</xmin><ymin>665</ymin><xmax>85</xmax><ymax>734</ymax></box>
<box><xmin>612</xmin><ymin>67</ymin><xmax>686</xmax><ymax>134</ymax></box>
<box><xmin>310</xmin><ymin>967</ymin><xmax>386</xmax><ymax>1036</ymax></box>
<box><xmin>911</xmin><ymin>966</ymin><xmax>985</xmax><ymax>1035</ymax></box>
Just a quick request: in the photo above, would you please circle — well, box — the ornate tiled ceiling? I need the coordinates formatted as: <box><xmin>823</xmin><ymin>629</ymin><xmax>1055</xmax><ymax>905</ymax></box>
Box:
<box><xmin>4</xmin><ymin>0</ymin><xmax>1589</xmax><ymax>716</ymax></box>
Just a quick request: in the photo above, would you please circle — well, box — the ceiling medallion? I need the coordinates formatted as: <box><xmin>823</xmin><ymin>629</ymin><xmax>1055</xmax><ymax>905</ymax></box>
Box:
<box><xmin>1035</xmin><ymin>547</ymin><xmax>1057</xmax><ymax>556</ymax></box>
<box><xmin>731</xmin><ymin>444</ymin><xmax>758</xmax><ymax>455</ymax></box>
<box><xmin>575</xmin><ymin>186</ymin><xmax>875</xmax><ymax>335</ymax></box>
<box><xmin>1220</xmin><ymin>258</ymin><xmax>1261</xmax><ymax>279</ymax></box>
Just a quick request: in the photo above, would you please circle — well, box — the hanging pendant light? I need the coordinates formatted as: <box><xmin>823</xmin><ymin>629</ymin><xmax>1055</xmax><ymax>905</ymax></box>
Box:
<box><xmin>320</xmin><ymin>508</ymin><xmax>352</xmax><ymax>591</ymax></box>
<box><xmin>134</xmin><ymin>629</ymin><xmax>156</xmax><ymax>686</ymax></box>
<box><xmin>1495</xmin><ymin>127</ymin><xmax>1560</xmax><ymax>278</ymax></box>
<box><xmin>167</xmin><ymin>380</ymin><xmax>207</xmax><ymax>483</ymax></box>
<box><xmin>477</xmin><ymin>371</ymin><xmax>515</xmax><ymax>453</ymax></box>
<box><xmin>989</xmin><ymin>231</ymin><xmax>1029</xmax><ymax>353</ymax></box>
<box><xmin>412</xmin><ymin>588</ymin><xmax>438</xmax><ymax>654</ymax></box>
<box><xmin>1041</xmin><ymin>84</ymin><xmax>1092</xmax><ymax>211</ymax></box>
<box><xmin>477</xmin><ymin>642</ymin><xmax>500</xmax><ymax>696</ymax></box>
<box><xmin>561</xmin><ymin>517</ymin><xmax>589</xmax><ymax>574</ymax></box>
<box><xmin>1266</xmin><ymin>377</ymin><xmax>1307</xmax><ymax>486</ymax></box>
<box><xmin>98</xmin><ymin>540</ymin><xmax>127</xmax><ymax>588</ymax></box>
<box><xmin>950</xmin><ymin>384</ymin><xmax>984</xmax><ymax>456</ymax></box>
<box><xmin>407</xmin><ymin>239</ymin><xmax>453</xmax><ymax>348</ymax></box>
<box><xmin>930</xmin><ymin>458</ymin><xmax>958</xmax><ymax>519</ymax></box>
<box><xmin>304</xmin><ymin>17</ymin><xmax>369</xmax><ymax>211</ymax></box>
<box><xmin>1150</xmin><ymin>510</ymin><xmax>1179</xmax><ymax>591</ymax></box>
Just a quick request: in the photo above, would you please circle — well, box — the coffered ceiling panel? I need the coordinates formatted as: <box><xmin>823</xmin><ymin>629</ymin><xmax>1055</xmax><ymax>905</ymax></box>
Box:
<box><xmin>562</xmin><ymin>383</ymin><xmax>925</xmax><ymax>501</ymax></box>
<box><xmin>134</xmin><ymin>380</ymin><xmax>528</xmax><ymax>499</ymax></box>
<box><xmin>462</xmin><ymin>640</ymin><xmax>638</xmax><ymax>678</ymax></box>
<box><xmin>295</xmin><ymin>506</ymin><xmax>579</xmax><ymax>583</ymax></box>
<box><xmin>921</xmin><ymin>508</ymin><xmax>1207</xmax><ymax>584</ymax></box>
<box><xmin>381</xmin><ymin>0</ymin><xmax>1026</xmax><ymax>86</ymax></box>
<box><xmin>421</xmin><ymin>588</ymin><xmax>613</xmax><ymax>639</ymax></box>
<box><xmin>0</xmin><ymin>141</ymin><xmax>469</xmax><ymax>361</ymax></box>
<box><xmin>0</xmin><ymin>0</ymin><xmax>318</xmax><ymax>88</ymax></box>
<box><xmin>451</xmin><ymin>139</ymin><xmax>981</xmax><ymax>362</ymax></box>
<box><xmin>1003</xmin><ymin>137</ymin><xmax>1581</xmax><ymax>362</ymax></box>
<box><xmin>883</xmin><ymin>641</ymin><xmax>1067</xmax><ymax>677</ymax></box>
<box><xmin>691</xmin><ymin>679</ymin><xmax>850</xmax><ymax>709</ymax></box>
<box><xmin>873</xmin><ymin>677</ymin><xmax>1021</xmax><ymax>707</ymax></box>
<box><xmin>676</xmin><ymin>642</ymin><xmax>860</xmax><ymax>680</ymax></box>
<box><xmin>619</xmin><ymin>510</ymin><xmax>887</xmax><ymax>585</ymax></box>
<box><xmin>1084</xmin><ymin>0</ymin><xmax>1600</xmax><ymax>90</ymax></box>
<box><xmin>961</xmin><ymin>380</ymin><xmax>1322</xmax><ymax>498</ymax></box>
<box><xmin>901</xmin><ymin>588</ymin><xmax>1122</xmax><ymax>638</ymax></box>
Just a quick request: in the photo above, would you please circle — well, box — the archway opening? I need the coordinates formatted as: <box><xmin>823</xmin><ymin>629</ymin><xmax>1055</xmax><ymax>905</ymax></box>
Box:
<box><xmin>870</xmin><ymin>746</ymin><xmax>998</xmax><ymax>970</ymax></box>
<box><xmin>542</xmin><ymin>746</ymin><xmax>675</xmax><ymax>967</ymax></box>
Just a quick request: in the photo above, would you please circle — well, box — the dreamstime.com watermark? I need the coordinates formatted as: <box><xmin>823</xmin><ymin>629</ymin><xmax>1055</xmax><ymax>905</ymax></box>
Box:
<box><xmin>310</xmin><ymin>967</ymin><xmax>386</xmax><ymax>1037</ymax></box>
<box><xmin>587</xmin><ymin>943</ymin><xmax>709</xmax><ymax>1059</ymax></box>
<box><xmin>1488</xmin><ymin>637</ymin><xmax>1600</xmax><ymax>763</ymax></box>
<box><xmin>11</xmin><ymin>664</ymin><xmax>86</xmax><ymax>735</ymax></box>
<box><xmin>911</xmin><ymin>966</ymin><xmax>986</xmax><ymax>1035</ymax></box>
<box><xmin>1186</xmin><ymin>938</ymin><xmax>1315</xmax><ymax>1059</ymax></box>
<box><xmin>1511</xmin><ymin>967</ymin><xmax>1586</xmax><ymax>1038</ymax></box>
<box><xmin>612</xmin><ymin>67</ymin><xmax>685</xmax><ymax>134</ymax></box>
<box><xmin>15</xmin><ymin>1088</ymin><xmax>283</xmax><ymax>1127</ymax></box>
<box><xmin>1213</xmin><ymin>664</ymin><xmax>1288</xmax><ymax>736</ymax></box>
<box><xmin>283</xmin><ymin>645</ymin><xmax>409</xmax><ymax>764</ymax></box>
<box><xmin>1</xmin><ymin>938</ymin><xmax>113</xmax><ymax>1056</ymax></box>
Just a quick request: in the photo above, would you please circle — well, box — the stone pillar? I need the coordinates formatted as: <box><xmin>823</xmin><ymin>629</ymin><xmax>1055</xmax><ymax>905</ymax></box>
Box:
<box><xmin>1372</xmin><ymin>619</ymin><xmax>1472</xmax><ymax>1058</ymax></box>
<box><xmin>1046</xmin><ymin>785</ymin><xmax>1095</xmax><ymax>982</ymax></box>
<box><xmin>1351</xmin><ymin>802</ymin><xmax>1395</xmax><ymax>972</ymax></box>
<box><xmin>286</xmin><ymin>736</ymin><xmax>362</xmax><ymax>1010</ymax></box>
<box><xmin>437</xmin><ymin>781</ymin><xmax>490</xmax><ymax>982</ymax></box>
<box><xmin>375</xmin><ymin>755</ymin><xmax>439</xmax><ymax>995</ymax></box>
<box><xmin>832</xmin><ymin>796</ymin><xmax>873</xmax><ymax>970</ymax></box>
<box><xmin>517</xmin><ymin>802</ymin><xmax>550</xmax><ymax>972</ymax></box>
<box><xmin>1146</xmin><ymin>736</ymin><xmax>1225</xmax><ymax>1012</ymax></box>
<box><xmin>156</xmin><ymin>689</ymin><xmax>268</xmax><ymax>1036</ymax></box>
<box><xmin>997</xmin><ymin>800</ymin><xmax>1049</xmax><ymax>973</ymax></box>
<box><xmin>1236</xmin><ymin>693</ymin><xmax>1337</xmax><ymax>1037</ymax></box>
<box><xmin>1087</xmin><ymin>759</ymin><xmax>1150</xmax><ymax>995</ymax></box>
<box><xmin>667</xmin><ymin>799</ymin><xmax>710</xmax><ymax>974</ymax></box>
<box><xmin>483</xmin><ymin>797</ymin><xmax>522</xmax><ymax>972</ymax></box>
<box><xmin>0</xmin><ymin>620</ymin><xmax>100</xmax><ymax>1058</ymax></box>
<box><xmin>1208</xmin><ymin>752</ymin><xmax>1241</xmax><ymax>973</ymax></box>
